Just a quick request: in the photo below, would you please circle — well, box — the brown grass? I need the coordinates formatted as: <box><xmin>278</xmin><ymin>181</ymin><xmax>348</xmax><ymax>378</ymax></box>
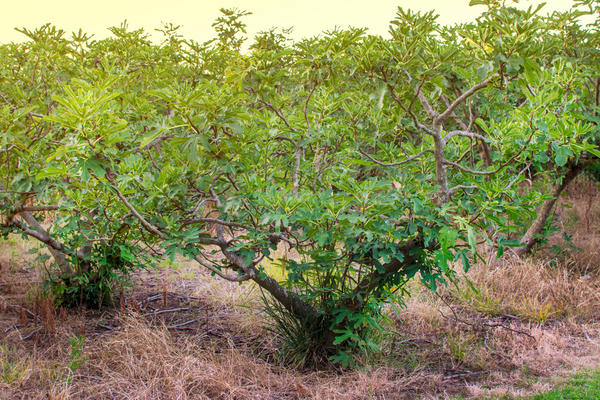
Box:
<box><xmin>455</xmin><ymin>258</ymin><xmax>600</xmax><ymax>323</ymax></box>
<box><xmin>543</xmin><ymin>175</ymin><xmax>600</xmax><ymax>273</ymax></box>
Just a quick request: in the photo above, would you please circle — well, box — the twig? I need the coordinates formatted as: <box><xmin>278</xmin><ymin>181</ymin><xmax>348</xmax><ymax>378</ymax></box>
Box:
<box><xmin>4</xmin><ymin>324</ymin><xmax>21</xmax><ymax>333</ymax></box>
<box><xmin>357</xmin><ymin>147</ymin><xmax>433</xmax><ymax>167</ymax></box>
<box><xmin>443</xmin><ymin>128</ymin><xmax>535</xmax><ymax>176</ymax></box>
<box><xmin>147</xmin><ymin>293</ymin><xmax>189</xmax><ymax>302</ymax></box>
<box><xmin>434</xmin><ymin>291</ymin><xmax>535</xmax><ymax>341</ymax></box>
<box><xmin>167</xmin><ymin>319</ymin><xmax>196</xmax><ymax>329</ymax></box>
<box><xmin>181</xmin><ymin>217</ymin><xmax>250</xmax><ymax>229</ymax></box>
<box><xmin>443</xmin><ymin>370</ymin><xmax>489</xmax><ymax>381</ymax></box>
<box><xmin>21</xmin><ymin>327</ymin><xmax>42</xmax><ymax>341</ymax></box>
<box><xmin>3</xmin><ymin>302</ymin><xmax>41</xmax><ymax>322</ymax></box>
<box><xmin>193</xmin><ymin>254</ymin><xmax>252</xmax><ymax>282</ymax></box>
<box><xmin>142</xmin><ymin>307</ymin><xmax>189</xmax><ymax>317</ymax></box>
<box><xmin>396</xmin><ymin>337</ymin><xmax>432</xmax><ymax>345</ymax></box>
<box><xmin>105</xmin><ymin>174</ymin><xmax>166</xmax><ymax>239</ymax></box>
<box><xmin>584</xmin><ymin>328</ymin><xmax>598</xmax><ymax>346</ymax></box>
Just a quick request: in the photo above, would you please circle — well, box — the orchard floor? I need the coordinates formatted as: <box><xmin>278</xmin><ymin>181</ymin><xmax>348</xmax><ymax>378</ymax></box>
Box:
<box><xmin>1</xmin><ymin>181</ymin><xmax>600</xmax><ymax>400</ymax></box>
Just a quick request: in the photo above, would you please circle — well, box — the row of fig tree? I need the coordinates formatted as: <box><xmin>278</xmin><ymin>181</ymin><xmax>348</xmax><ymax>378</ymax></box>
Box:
<box><xmin>1</xmin><ymin>0</ymin><xmax>599</xmax><ymax>366</ymax></box>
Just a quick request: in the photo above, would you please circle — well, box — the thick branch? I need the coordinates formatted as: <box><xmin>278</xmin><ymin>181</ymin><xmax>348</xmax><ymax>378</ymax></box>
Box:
<box><xmin>404</xmin><ymin>70</ymin><xmax>438</xmax><ymax>120</ymax></box>
<box><xmin>344</xmin><ymin>239</ymin><xmax>427</xmax><ymax>311</ymax></box>
<box><xmin>106</xmin><ymin>175</ymin><xmax>166</xmax><ymax>240</ymax></box>
<box><xmin>0</xmin><ymin>185</ymin><xmax>71</xmax><ymax>275</ymax></box>
<box><xmin>516</xmin><ymin>162</ymin><xmax>583</xmax><ymax>257</ymax></box>
<box><xmin>443</xmin><ymin>130</ymin><xmax>489</xmax><ymax>147</ymax></box>
<box><xmin>437</xmin><ymin>75</ymin><xmax>497</xmax><ymax>123</ymax></box>
<box><xmin>218</xmin><ymin>242</ymin><xmax>318</xmax><ymax>320</ymax></box>
<box><xmin>193</xmin><ymin>254</ymin><xmax>252</xmax><ymax>282</ymax></box>
<box><xmin>10</xmin><ymin>218</ymin><xmax>71</xmax><ymax>259</ymax></box>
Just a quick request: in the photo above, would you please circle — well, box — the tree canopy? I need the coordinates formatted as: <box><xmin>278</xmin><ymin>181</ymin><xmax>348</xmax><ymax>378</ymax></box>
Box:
<box><xmin>1</xmin><ymin>0</ymin><xmax>599</xmax><ymax>366</ymax></box>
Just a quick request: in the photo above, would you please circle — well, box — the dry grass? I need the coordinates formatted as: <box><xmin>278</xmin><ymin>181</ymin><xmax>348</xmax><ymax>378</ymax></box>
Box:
<box><xmin>3</xmin><ymin>257</ymin><xmax>598</xmax><ymax>399</ymax></box>
<box><xmin>1</xmin><ymin>182</ymin><xmax>600</xmax><ymax>399</ymax></box>
<box><xmin>543</xmin><ymin>175</ymin><xmax>600</xmax><ymax>273</ymax></box>
<box><xmin>454</xmin><ymin>258</ymin><xmax>600</xmax><ymax>323</ymax></box>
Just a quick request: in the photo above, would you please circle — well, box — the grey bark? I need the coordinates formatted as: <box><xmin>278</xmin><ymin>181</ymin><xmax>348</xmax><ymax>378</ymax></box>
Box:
<box><xmin>433</xmin><ymin>124</ymin><xmax>450</xmax><ymax>203</ymax></box>
<box><xmin>12</xmin><ymin>212</ymin><xmax>73</xmax><ymax>275</ymax></box>
<box><xmin>515</xmin><ymin>162</ymin><xmax>583</xmax><ymax>257</ymax></box>
<box><xmin>0</xmin><ymin>183</ymin><xmax>72</xmax><ymax>275</ymax></box>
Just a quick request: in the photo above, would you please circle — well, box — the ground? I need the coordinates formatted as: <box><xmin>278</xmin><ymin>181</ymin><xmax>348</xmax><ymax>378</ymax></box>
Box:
<box><xmin>1</xmin><ymin>178</ymin><xmax>599</xmax><ymax>400</ymax></box>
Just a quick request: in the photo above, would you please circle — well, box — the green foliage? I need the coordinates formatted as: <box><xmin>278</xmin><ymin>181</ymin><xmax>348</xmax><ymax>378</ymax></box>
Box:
<box><xmin>1</xmin><ymin>3</ymin><xmax>599</xmax><ymax>366</ymax></box>
<box><xmin>531</xmin><ymin>214</ymin><xmax>583</xmax><ymax>264</ymax></box>
<box><xmin>67</xmin><ymin>335</ymin><xmax>88</xmax><ymax>374</ymax></box>
<box><xmin>44</xmin><ymin>241</ymin><xmax>145</xmax><ymax>308</ymax></box>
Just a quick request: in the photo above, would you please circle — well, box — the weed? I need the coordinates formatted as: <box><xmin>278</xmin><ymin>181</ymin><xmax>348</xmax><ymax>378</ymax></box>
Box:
<box><xmin>66</xmin><ymin>335</ymin><xmax>88</xmax><ymax>383</ymax></box>
<box><xmin>0</xmin><ymin>345</ymin><xmax>29</xmax><ymax>385</ymax></box>
<box><xmin>40</xmin><ymin>360</ymin><xmax>64</xmax><ymax>384</ymax></box>
<box><xmin>514</xmin><ymin>298</ymin><xmax>562</xmax><ymax>324</ymax></box>
<box><xmin>44</xmin><ymin>242</ymin><xmax>145</xmax><ymax>309</ymax></box>
<box><xmin>67</xmin><ymin>335</ymin><xmax>88</xmax><ymax>373</ymax></box>
<box><xmin>261</xmin><ymin>292</ymin><xmax>332</xmax><ymax>369</ymax></box>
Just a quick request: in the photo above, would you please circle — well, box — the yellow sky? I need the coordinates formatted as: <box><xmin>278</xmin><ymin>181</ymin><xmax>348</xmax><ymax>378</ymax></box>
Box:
<box><xmin>0</xmin><ymin>0</ymin><xmax>576</xmax><ymax>44</ymax></box>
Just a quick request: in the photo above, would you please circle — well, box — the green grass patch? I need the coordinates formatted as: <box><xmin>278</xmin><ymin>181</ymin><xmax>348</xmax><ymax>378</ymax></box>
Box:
<box><xmin>526</xmin><ymin>370</ymin><xmax>600</xmax><ymax>400</ymax></box>
<box><xmin>453</xmin><ymin>371</ymin><xmax>600</xmax><ymax>400</ymax></box>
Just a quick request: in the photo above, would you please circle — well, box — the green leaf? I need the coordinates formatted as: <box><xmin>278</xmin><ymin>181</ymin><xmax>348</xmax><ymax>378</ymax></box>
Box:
<box><xmin>467</xmin><ymin>228</ymin><xmax>477</xmax><ymax>255</ymax></box>
<box><xmin>35</xmin><ymin>166</ymin><xmax>68</xmax><ymax>180</ymax></box>
<box><xmin>139</xmin><ymin>128</ymin><xmax>165</xmax><ymax>149</ymax></box>
<box><xmin>533</xmin><ymin>152</ymin><xmax>550</xmax><ymax>164</ymax></box>
<box><xmin>476</xmin><ymin>61</ymin><xmax>494</xmax><ymax>81</ymax></box>
<box><xmin>553</xmin><ymin>145</ymin><xmax>573</xmax><ymax>167</ymax></box>
<box><xmin>587</xmin><ymin>148</ymin><xmax>600</xmax><ymax>159</ymax></box>
<box><xmin>439</xmin><ymin>227</ymin><xmax>458</xmax><ymax>250</ymax></box>
<box><xmin>332</xmin><ymin>330</ymin><xmax>357</xmax><ymax>345</ymax></box>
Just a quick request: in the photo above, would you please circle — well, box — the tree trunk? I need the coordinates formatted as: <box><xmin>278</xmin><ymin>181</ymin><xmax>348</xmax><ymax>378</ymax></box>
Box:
<box><xmin>343</xmin><ymin>240</ymin><xmax>422</xmax><ymax>311</ymax></box>
<box><xmin>251</xmin><ymin>271</ymin><xmax>319</xmax><ymax>322</ymax></box>
<box><xmin>515</xmin><ymin>162</ymin><xmax>583</xmax><ymax>257</ymax></box>
<box><xmin>17</xmin><ymin>211</ymin><xmax>73</xmax><ymax>275</ymax></box>
<box><xmin>0</xmin><ymin>183</ymin><xmax>71</xmax><ymax>274</ymax></box>
<box><xmin>433</xmin><ymin>125</ymin><xmax>450</xmax><ymax>203</ymax></box>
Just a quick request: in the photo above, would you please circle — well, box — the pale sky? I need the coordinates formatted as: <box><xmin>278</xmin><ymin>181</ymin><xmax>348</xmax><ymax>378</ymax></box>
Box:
<box><xmin>0</xmin><ymin>0</ymin><xmax>576</xmax><ymax>44</ymax></box>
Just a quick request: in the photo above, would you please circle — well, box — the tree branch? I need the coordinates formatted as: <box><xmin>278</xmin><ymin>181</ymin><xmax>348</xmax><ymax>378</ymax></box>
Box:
<box><xmin>443</xmin><ymin>127</ymin><xmax>535</xmax><ymax>176</ymax></box>
<box><xmin>105</xmin><ymin>174</ymin><xmax>167</xmax><ymax>240</ymax></box>
<box><xmin>404</xmin><ymin>70</ymin><xmax>438</xmax><ymax>120</ymax></box>
<box><xmin>448</xmin><ymin>185</ymin><xmax>478</xmax><ymax>195</ymax></box>
<box><xmin>193</xmin><ymin>254</ymin><xmax>252</xmax><ymax>282</ymax></box>
<box><xmin>437</xmin><ymin>75</ymin><xmax>497</xmax><ymax>123</ymax></box>
<box><xmin>358</xmin><ymin>147</ymin><xmax>433</xmax><ymax>167</ymax></box>
<box><xmin>182</xmin><ymin>217</ymin><xmax>250</xmax><ymax>229</ymax></box>
<box><xmin>10</xmin><ymin>218</ymin><xmax>70</xmax><ymax>256</ymax></box>
<box><xmin>443</xmin><ymin>130</ymin><xmax>489</xmax><ymax>147</ymax></box>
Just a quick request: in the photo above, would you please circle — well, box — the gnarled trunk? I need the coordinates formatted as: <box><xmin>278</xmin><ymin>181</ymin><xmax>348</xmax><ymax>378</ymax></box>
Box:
<box><xmin>515</xmin><ymin>162</ymin><xmax>583</xmax><ymax>257</ymax></box>
<box><xmin>17</xmin><ymin>210</ymin><xmax>72</xmax><ymax>276</ymax></box>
